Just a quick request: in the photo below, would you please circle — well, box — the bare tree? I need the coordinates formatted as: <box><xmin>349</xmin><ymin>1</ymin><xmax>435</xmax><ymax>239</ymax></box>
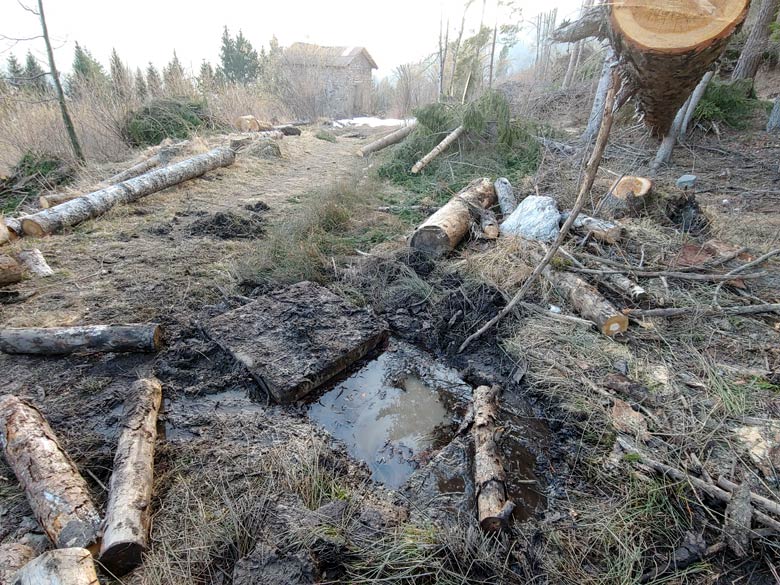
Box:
<box><xmin>448</xmin><ymin>1</ymin><xmax>474</xmax><ymax>99</ymax></box>
<box><xmin>732</xmin><ymin>0</ymin><xmax>780</xmax><ymax>81</ymax></box>
<box><xmin>438</xmin><ymin>13</ymin><xmax>449</xmax><ymax>100</ymax></box>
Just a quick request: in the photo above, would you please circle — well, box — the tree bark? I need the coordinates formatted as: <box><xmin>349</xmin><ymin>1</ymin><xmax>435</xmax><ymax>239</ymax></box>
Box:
<box><xmin>411</xmin><ymin>126</ymin><xmax>465</xmax><ymax>174</ymax></box>
<box><xmin>583</xmin><ymin>47</ymin><xmax>614</xmax><ymax>143</ymax></box>
<box><xmin>0</xmin><ymin>254</ymin><xmax>23</xmax><ymax>286</ymax></box>
<box><xmin>11</xmin><ymin>547</ymin><xmax>101</xmax><ymax>585</ymax></box>
<box><xmin>410</xmin><ymin>178</ymin><xmax>496</xmax><ymax>256</ymax></box>
<box><xmin>652</xmin><ymin>102</ymin><xmax>689</xmax><ymax>169</ymax></box>
<box><xmin>680</xmin><ymin>70</ymin><xmax>715</xmax><ymax>137</ymax></box>
<box><xmin>480</xmin><ymin>209</ymin><xmax>499</xmax><ymax>239</ymax></box>
<box><xmin>732</xmin><ymin>0</ymin><xmax>780</xmax><ymax>81</ymax></box>
<box><xmin>17</xmin><ymin>248</ymin><xmax>54</xmax><ymax>277</ymax></box>
<box><xmin>609</xmin><ymin>0</ymin><xmax>749</xmax><ymax>137</ymax></box>
<box><xmin>560</xmin><ymin>211</ymin><xmax>622</xmax><ymax>244</ymax></box>
<box><xmin>0</xmin><ymin>324</ymin><xmax>163</xmax><ymax>355</ymax></box>
<box><xmin>596</xmin><ymin>176</ymin><xmax>653</xmax><ymax>219</ymax></box>
<box><xmin>4</xmin><ymin>217</ymin><xmax>23</xmax><ymax>240</ymax></box>
<box><xmin>100</xmin><ymin>378</ymin><xmax>162</xmax><ymax>575</ymax></box>
<box><xmin>22</xmin><ymin>147</ymin><xmax>236</xmax><ymax>236</ymax></box>
<box><xmin>472</xmin><ymin>384</ymin><xmax>514</xmax><ymax>531</ymax></box>
<box><xmin>600</xmin><ymin>267</ymin><xmax>650</xmax><ymax>303</ymax></box>
<box><xmin>0</xmin><ymin>543</ymin><xmax>35</xmax><ymax>583</ymax></box>
<box><xmin>0</xmin><ymin>216</ymin><xmax>9</xmax><ymax>246</ymax></box>
<box><xmin>0</xmin><ymin>395</ymin><xmax>101</xmax><ymax>550</ymax></box>
<box><xmin>550</xmin><ymin>4</ymin><xmax>608</xmax><ymax>43</ymax></box>
<box><xmin>357</xmin><ymin>122</ymin><xmax>416</xmax><ymax>157</ymax></box>
<box><xmin>768</xmin><ymin>97</ymin><xmax>780</xmax><ymax>132</ymax></box>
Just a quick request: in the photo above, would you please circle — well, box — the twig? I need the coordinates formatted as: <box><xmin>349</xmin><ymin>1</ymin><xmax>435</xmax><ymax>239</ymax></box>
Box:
<box><xmin>718</xmin><ymin>476</ymin><xmax>780</xmax><ymax>518</ymax></box>
<box><xmin>625</xmin><ymin>304</ymin><xmax>780</xmax><ymax>318</ymax></box>
<box><xmin>567</xmin><ymin>266</ymin><xmax>767</xmax><ymax>282</ymax></box>
<box><xmin>458</xmin><ymin>69</ymin><xmax>621</xmax><ymax>353</ymax></box>
<box><xmin>712</xmin><ymin>248</ymin><xmax>780</xmax><ymax>306</ymax></box>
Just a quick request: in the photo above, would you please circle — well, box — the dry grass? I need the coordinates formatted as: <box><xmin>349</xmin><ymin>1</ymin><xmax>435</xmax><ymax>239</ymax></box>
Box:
<box><xmin>204</xmin><ymin>84</ymin><xmax>288</xmax><ymax>129</ymax></box>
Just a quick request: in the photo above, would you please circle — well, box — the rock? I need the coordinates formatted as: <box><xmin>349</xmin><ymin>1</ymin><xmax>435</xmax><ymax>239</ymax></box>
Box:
<box><xmin>500</xmin><ymin>195</ymin><xmax>561</xmax><ymax>242</ymax></box>
<box><xmin>245</xmin><ymin>140</ymin><xmax>282</xmax><ymax>159</ymax></box>
<box><xmin>233</xmin><ymin>543</ymin><xmax>316</xmax><ymax>585</ymax></box>
<box><xmin>275</xmin><ymin>125</ymin><xmax>302</xmax><ymax>136</ymax></box>
<box><xmin>676</xmin><ymin>174</ymin><xmax>697</xmax><ymax>189</ymax></box>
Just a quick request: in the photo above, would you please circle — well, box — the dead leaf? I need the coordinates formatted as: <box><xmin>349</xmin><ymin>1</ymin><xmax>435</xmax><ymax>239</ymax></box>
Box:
<box><xmin>610</xmin><ymin>399</ymin><xmax>650</xmax><ymax>442</ymax></box>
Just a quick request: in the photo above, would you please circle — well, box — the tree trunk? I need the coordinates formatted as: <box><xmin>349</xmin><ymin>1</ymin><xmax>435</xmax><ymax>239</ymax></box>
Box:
<box><xmin>357</xmin><ymin>122</ymin><xmax>416</xmax><ymax>157</ymax></box>
<box><xmin>411</xmin><ymin>126</ymin><xmax>465</xmax><ymax>174</ymax></box>
<box><xmin>561</xmin><ymin>0</ymin><xmax>595</xmax><ymax>90</ymax></box>
<box><xmin>410</xmin><ymin>178</ymin><xmax>496</xmax><ymax>256</ymax></box>
<box><xmin>0</xmin><ymin>324</ymin><xmax>163</xmax><ymax>355</ymax></box>
<box><xmin>0</xmin><ymin>395</ymin><xmax>101</xmax><ymax>550</ymax></box>
<box><xmin>609</xmin><ymin>0</ymin><xmax>749</xmax><ymax>137</ymax></box>
<box><xmin>596</xmin><ymin>176</ymin><xmax>653</xmax><ymax>219</ymax></box>
<box><xmin>560</xmin><ymin>211</ymin><xmax>622</xmax><ymax>244</ymax></box>
<box><xmin>680</xmin><ymin>70</ymin><xmax>715</xmax><ymax>137</ymax></box>
<box><xmin>550</xmin><ymin>4</ymin><xmax>607</xmax><ymax>43</ymax></box>
<box><xmin>0</xmin><ymin>543</ymin><xmax>35</xmax><ymax>583</ymax></box>
<box><xmin>652</xmin><ymin>102</ymin><xmax>688</xmax><ymax>170</ymax></box>
<box><xmin>488</xmin><ymin>22</ymin><xmax>498</xmax><ymax>88</ymax></box>
<box><xmin>768</xmin><ymin>97</ymin><xmax>780</xmax><ymax>132</ymax></box>
<box><xmin>448</xmin><ymin>4</ymin><xmax>469</xmax><ymax>98</ymax></box>
<box><xmin>22</xmin><ymin>147</ymin><xmax>236</xmax><ymax>236</ymax></box>
<box><xmin>100</xmin><ymin>378</ymin><xmax>162</xmax><ymax>575</ymax></box>
<box><xmin>17</xmin><ymin>249</ymin><xmax>54</xmax><ymax>277</ymax></box>
<box><xmin>582</xmin><ymin>47</ymin><xmax>614</xmax><ymax>143</ymax></box>
<box><xmin>0</xmin><ymin>216</ymin><xmax>9</xmax><ymax>246</ymax></box>
<box><xmin>4</xmin><ymin>217</ymin><xmax>23</xmax><ymax>240</ymax></box>
<box><xmin>543</xmin><ymin>266</ymin><xmax>629</xmax><ymax>336</ymax></box>
<box><xmin>0</xmin><ymin>254</ymin><xmax>23</xmax><ymax>286</ymax></box>
<box><xmin>472</xmin><ymin>384</ymin><xmax>514</xmax><ymax>532</ymax></box>
<box><xmin>732</xmin><ymin>0</ymin><xmax>780</xmax><ymax>80</ymax></box>
<box><xmin>38</xmin><ymin>0</ymin><xmax>84</xmax><ymax>164</ymax></box>
<box><xmin>12</xmin><ymin>548</ymin><xmax>101</xmax><ymax>585</ymax></box>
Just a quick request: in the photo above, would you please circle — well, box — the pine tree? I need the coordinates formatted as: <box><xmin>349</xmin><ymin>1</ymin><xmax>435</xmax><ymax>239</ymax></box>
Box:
<box><xmin>69</xmin><ymin>42</ymin><xmax>108</xmax><ymax>96</ymax></box>
<box><xmin>23</xmin><ymin>51</ymin><xmax>50</xmax><ymax>94</ymax></box>
<box><xmin>146</xmin><ymin>63</ymin><xmax>162</xmax><ymax>97</ymax></box>
<box><xmin>218</xmin><ymin>27</ymin><xmax>260</xmax><ymax>84</ymax></box>
<box><xmin>134</xmin><ymin>67</ymin><xmax>147</xmax><ymax>100</ymax></box>
<box><xmin>163</xmin><ymin>51</ymin><xmax>191</xmax><ymax>96</ymax></box>
<box><xmin>109</xmin><ymin>48</ymin><xmax>131</xmax><ymax>99</ymax></box>
<box><xmin>6</xmin><ymin>54</ymin><xmax>25</xmax><ymax>89</ymax></box>
<box><xmin>197</xmin><ymin>61</ymin><xmax>217</xmax><ymax>93</ymax></box>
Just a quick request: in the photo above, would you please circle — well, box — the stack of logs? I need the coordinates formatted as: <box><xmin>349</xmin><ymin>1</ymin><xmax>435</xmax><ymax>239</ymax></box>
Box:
<box><xmin>0</xmin><ymin>378</ymin><xmax>163</xmax><ymax>582</ymax></box>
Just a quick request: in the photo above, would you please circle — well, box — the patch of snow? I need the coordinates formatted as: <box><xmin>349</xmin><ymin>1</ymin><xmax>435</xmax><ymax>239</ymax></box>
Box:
<box><xmin>334</xmin><ymin>117</ymin><xmax>415</xmax><ymax>128</ymax></box>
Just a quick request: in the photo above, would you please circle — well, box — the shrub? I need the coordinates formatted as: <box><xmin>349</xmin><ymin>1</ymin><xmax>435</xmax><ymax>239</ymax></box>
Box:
<box><xmin>315</xmin><ymin>129</ymin><xmax>337</xmax><ymax>143</ymax></box>
<box><xmin>693</xmin><ymin>79</ymin><xmax>761</xmax><ymax>129</ymax></box>
<box><xmin>123</xmin><ymin>98</ymin><xmax>209</xmax><ymax>147</ymax></box>
<box><xmin>1</xmin><ymin>151</ymin><xmax>74</xmax><ymax>212</ymax></box>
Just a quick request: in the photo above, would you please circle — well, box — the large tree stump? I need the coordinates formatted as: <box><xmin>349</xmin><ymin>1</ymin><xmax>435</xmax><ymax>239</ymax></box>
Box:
<box><xmin>472</xmin><ymin>384</ymin><xmax>514</xmax><ymax>532</ymax></box>
<box><xmin>596</xmin><ymin>176</ymin><xmax>653</xmax><ymax>219</ymax></box>
<box><xmin>0</xmin><ymin>324</ymin><xmax>162</xmax><ymax>355</ymax></box>
<box><xmin>358</xmin><ymin>122</ymin><xmax>416</xmax><ymax>157</ymax></box>
<box><xmin>22</xmin><ymin>147</ymin><xmax>236</xmax><ymax>236</ymax></box>
<box><xmin>0</xmin><ymin>254</ymin><xmax>23</xmax><ymax>286</ymax></box>
<box><xmin>11</xmin><ymin>548</ymin><xmax>101</xmax><ymax>585</ymax></box>
<box><xmin>410</xmin><ymin>178</ymin><xmax>496</xmax><ymax>257</ymax></box>
<box><xmin>100</xmin><ymin>378</ymin><xmax>162</xmax><ymax>575</ymax></box>
<box><xmin>0</xmin><ymin>396</ymin><xmax>101</xmax><ymax>550</ymax></box>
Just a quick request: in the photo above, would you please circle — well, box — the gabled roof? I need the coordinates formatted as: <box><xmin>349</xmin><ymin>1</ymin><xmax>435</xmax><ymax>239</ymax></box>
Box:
<box><xmin>284</xmin><ymin>43</ymin><xmax>378</xmax><ymax>69</ymax></box>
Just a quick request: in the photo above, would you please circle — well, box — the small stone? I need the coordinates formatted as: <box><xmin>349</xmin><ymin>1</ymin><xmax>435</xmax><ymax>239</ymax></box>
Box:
<box><xmin>676</xmin><ymin>174</ymin><xmax>697</xmax><ymax>189</ymax></box>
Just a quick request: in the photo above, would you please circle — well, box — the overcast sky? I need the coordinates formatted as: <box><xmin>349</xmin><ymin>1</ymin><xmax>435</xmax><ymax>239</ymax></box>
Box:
<box><xmin>2</xmin><ymin>0</ymin><xmax>583</xmax><ymax>79</ymax></box>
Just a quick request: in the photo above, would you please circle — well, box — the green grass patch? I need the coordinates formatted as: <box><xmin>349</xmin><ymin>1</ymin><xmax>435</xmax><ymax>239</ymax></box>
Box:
<box><xmin>315</xmin><ymin>129</ymin><xmax>337</xmax><ymax>143</ymax></box>
<box><xmin>123</xmin><ymin>98</ymin><xmax>209</xmax><ymax>147</ymax></box>
<box><xmin>1</xmin><ymin>151</ymin><xmax>74</xmax><ymax>212</ymax></box>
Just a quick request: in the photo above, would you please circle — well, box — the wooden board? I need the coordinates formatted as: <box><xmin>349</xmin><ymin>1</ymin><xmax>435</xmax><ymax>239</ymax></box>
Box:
<box><xmin>205</xmin><ymin>281</ymin><xmax>388</xmax><ymax>403</ymax></box>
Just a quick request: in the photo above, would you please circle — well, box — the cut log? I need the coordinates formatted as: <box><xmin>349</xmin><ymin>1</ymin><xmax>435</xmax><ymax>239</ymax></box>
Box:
<box><xmin>17</xmin><ymin>249</ymin><xmax>54</xmax><ymax>277</ymax></box>
<box><xmin>560</xmin><ymin>210</ymin><xmax>622</xmax><ymax>244</ymax></box>
<box><xmin>0</xmin><ymin>395</ymin><xmax>101</xmax><ymax>549</ymax></box>
<box><xmin>0</xmin><ymin>254</ymin><xmax>23</xmax><ymax>286</ymax></box>
<box><xmin>11</xmin><ymin>548</ymin><xmax>101</xmax><ymax>585</ymax></box>
<box><xmin>410</xmin><ymin>125</ymin><xmax>465</xmax><ymax>174</ymax></box>
<box><xmin>37</xmin><ymin>191</ymin><xmax>81</xmax><ymax>209</ymax></box>
<box><xmin>596</xmin><ymin>176</ymin><xmax>653</xmax><ymax>219</ymax></box>
<box><xmin>100</xmin><ymin>378</ymin><xmax>162</xmax><ymax>575</ymax></box>
<box><xmin>472</xmin><ymin>384</ymin><xmax>513</xmax><ymax>532</ymax></box>
<box><xmin>0</xmin><ymin>323</ymin><xmax>163</xmax><ymax>355</ymax></box>
<box><xmin>494</xmin><ymin>177</ymin><xmax>517</xmax><ymax>216</ymax></box>
<box><xmin>22</xmin><ymin>147</ymin><xmax>236</xmax><ymax>236</ymax></box>
<box><xmin>543</xmin><ymin>266</ymin><xmax>629</xmax><ymax>336</ymax></box>
<box><xmin>410</xmin><ymin>178</ymin><xmax>496</xmax><ymax>256</ymax></box>
<box><xmin>5</xmin><ymin>217</ymin><xmax>23</xmax><ymax>240</ymax></box>
<box><xmin>480</xmin><ymin>209</ymin><xmax>499</xmax><ymax>239</ymax></box>
<box><xmin>358</xmin><ymin>122</ymin><xmax>417</xmax><ymax>157</ymax></box>
<box><xmin>601</xmin><ymin>267</ymin><xmax>650</xmax><ymax>303</ymax></box>
<box><xmin>609</xmin><ymin>0</ymin><xmax>749</xmax><ymax>137</ymax></box>
<box><xmin>0</xmin><ymin>215</ymin><xmax>9</xmax><ymax>245</ymax></box>
<box><xmin>0</xmin><ymin>543</ymin><xmax>35</xmax><ymax>583</ymax></box>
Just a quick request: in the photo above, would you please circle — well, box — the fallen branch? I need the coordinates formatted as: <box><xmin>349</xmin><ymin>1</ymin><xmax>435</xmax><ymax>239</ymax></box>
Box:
<box><xmin>12</xmin><ymin>547</ymin><xmax>100</xmax><ymax>585</ymax></box>
<box><xmin>411</xmin><ymin>125</ymin><xmax>464</xmax><ymax>174</ymax></box>
<box><xmin>458</xmin><ymin>69</ymin><xmax>620</xmax><ymax>353</ymax></box>
<box><xmin>567</xmin><ymin>266</ymin><xmax>767</xmax><ymax>282</ymax></box>
<box><xmin>0</xmin><ymin>323</ymin><xmax>163</xmax><ymax>355</ymax></box>
<box><xmin>626</xmin><ymin>304</ymin><xmax>780</xmax><ymax>318</ymax></box>
<box><xmin>17</xmin><ymin>248</ymin><xmax>53</xmax><ymax>277</ymax></box>
<box><xmin>358</xmin><ymin>122</ymin><xmax>417</xmax><ymax>157</ymax></box>
<box><xmin>712</xmin><ymin>248</ymin><xmax>780</xmax><ymax>305</ymax></box>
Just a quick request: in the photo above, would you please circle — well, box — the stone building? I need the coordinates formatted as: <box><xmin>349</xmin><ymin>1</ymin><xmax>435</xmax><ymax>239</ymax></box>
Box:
<box><xmin>283</xmin><ymin>43</ymin><xmax>378</xmax><ymax>118</ymax></box>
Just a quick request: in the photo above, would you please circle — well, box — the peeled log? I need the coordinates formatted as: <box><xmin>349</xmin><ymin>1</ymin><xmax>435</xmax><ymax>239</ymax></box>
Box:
<box><xmin>0</xmin><ymin>396</ymin><xmax>101</xmax><ymax>550</ymax></box>
<box><xmin>17</xmin><ymin>248</ymin><xmax>54</xmax><ymax>277</ymax></box>
<box><xmin>410</xmin><ymin>178</ymin><xmax>496</xmax><ymax>256</ymax></box>
<box><xmin>12</xmin><ymin>548</ymin><xmax>101</xmax><ymax>585</ymax></box>
<box><xmin>100</xmin><ymin>378</ymin><xmax>162</xmax><ymax>575</ymax></box>
<box><xmin>0</xmin><ymin>323</ymin><xmax>163</xmax><ymax>355</ymax></box>
<box><xmin>596</xmin><ymin>176</ymin><xmax>653</xmax><ymax>219</ymax></box>
<box><xmin>22</xmin><ymin>147</ymin><xmax>236</xmax><ymax>236</ymax></box>
<box><xmin>472</xmin><ymin>385</ymin><xmax>514</xmax><ymax>532</ymax></box>
<box><xmin>411</xmin><ymin>125</ymin><xmax>465</xmax><ymax>174</ymax></box>
<box><xmin>0</xmin><ymin>254</ymin><xmax>23</xmax><ymax>286</ymax></box>
<box><xmin>561</xmin><ymin>210</ymin><xmax>622</xmax><ymax>244</ymax></box>
<box><xmin>358</xmin><ymin>122</ymin><xmax>416</xmax><ymax>157</ymax></box>
<box><xmin>609</xmin><ymin>0</ymin><xmax>749</xmax><ymax>137</ymax></box>
<box><xmin>543</xmin><ymin>266</ymin><xmax>629</xmax><ymax>336</ymax></box>
<box><xmin>0</xmin><ymin>543</ymin><xmax>35</xmax><ymax>583</ymax></box>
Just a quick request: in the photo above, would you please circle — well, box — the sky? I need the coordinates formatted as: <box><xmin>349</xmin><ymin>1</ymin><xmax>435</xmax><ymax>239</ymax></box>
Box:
<box><xmin>2</xmin><ymin>0</ymin><xmax>583</xmax><ymax>80</ymax></box>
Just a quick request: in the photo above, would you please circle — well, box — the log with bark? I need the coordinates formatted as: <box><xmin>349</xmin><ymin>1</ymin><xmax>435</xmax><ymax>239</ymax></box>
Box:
<box><xmin>22</xmin><ymin>147</ymin><xmax>236</xmax><ymax>236</ymax></box>
<box><xmin>601</xmin><ymin>267</ymin><xmax>650</xmax><ymax>304</ymax></box>
<box><xmin>4</xmin><ymin>217</ymin><xmax>22</xmax><ymax>241</ymax></box>
<box><xmin>596</xmin><ymin>176</ymin><xmax>652</xmax><ymax>219</ymax></box>
<box><xmin>0</xmin><ymin>543</ymin><xmax>35</xmax><ymax>583</ymax></box>
<box><xmin>472</xmin><ymin>384</ymin><xmax>514</xmax><ymax>532</ymax></box>
<box><xmin>0</xmin><ymin>215</ymin><xmax>9</xmax><ymax>246</ymax></box>
<box><xmin>17</xmin><ymin>248</ymin><xmax>54</xmax><ymax>277</ymax></box>
<box><xmin>768</xmin><ymin>97</ymin><xmax>780</xmax><ymax>133</ymax></box>
<box><xmin>11</xmin><ymin>547</ymin><xmax>101</xmax><ymax>585</ymax></box>
<box><xmin>731</xmin><ymin>0</ymin><xmax>779</xmax><ymax>81</ymax></box>
<box><xmin>560</xmin><ymin>210</ymin><xmax>622</xmax><ymax>244</ymax></box>
<box><xmin>410</xmin><ymin>125</ymin><xmax>465</xmax><ymax>174</ymax></box>
<box><xmin>357</xmin><ymin>122</ymin><xmax>417</xmax><ymax>157</ymax></box>
<box><xmin>0</xmin><ymin>323</ymin><xmax>163</xmax><ymax>355</ymax></box>
<box><xmin>0</xmin><ymin>254</ymin><xmax>23</xmax><ymax>286</ymax></box>
<box><xmin>409</xmin><ymin>178</ymin><xmax>496</xmax><ymax>256</ymax></box>
<box><xmin>494</xmin><ymin>177</ymin><xmax>517</xmax><ymax>216</ymax></box>
<box><xmin>100</xmin><ymin>378</ymin><xmax>162</xmax><ymax>575</ymax></box>
<box><xmin>0</xmin><ymin>395</ymin><xmax>101</xmax><ymax>550</ymax></box>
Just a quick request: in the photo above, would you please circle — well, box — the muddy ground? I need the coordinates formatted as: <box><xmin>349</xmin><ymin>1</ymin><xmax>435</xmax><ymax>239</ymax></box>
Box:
<box><xmin>1</xmin><ymin>112</ymin><xmax>780</xmax><ymax>584</ymax></box>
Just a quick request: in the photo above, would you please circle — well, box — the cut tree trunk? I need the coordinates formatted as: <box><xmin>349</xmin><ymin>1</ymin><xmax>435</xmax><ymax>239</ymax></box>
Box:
<box><xmin>732</xmin><ymin>0</ymin><xmax>780</xmax><ymax>81</ymax></box>
<box><xmin>358</xmin><ymin>122</ymin><xmax>417</xmax><ymax>157</ymax></box>
<box><xmin>768</xmin><ymin>97</ymin><xmax>780</xmax><ymax>132</ymax></box>
<box><xmin>0</xmin><ymin>543</ymin><xmax>35</xmax><ymax>583</ymax></box>
<box><xmin>0</xmin><ymin>323</ymin><xmax>163</xmax><ymax>355</ymax></box>
<box><xmin>560</xmin><ymin>210</ymin><xmax>622</xmax><ymax>244</ymax></box>
<box><xmin>652</xmin><ymin>100</ymin><xmax>689</xmax><ymax>170</ymax></box>
<box><xmin>12</xmin><ymin>548</ymin><xmax>101</xmax><ymax>585</ymax></box>
<box><xmin>410</xmin><ymin>178</ymin><xmax>496</xmax><ymax>256</ymax></box>
<box><xmin>4</xmin><ymin>217</ymin><xmax>22</xmax><ymax>240</ymax></box>
<box><xmin>596</xmin><ymin>176</ymin><xmax>653</xmax><ymax>219</ymax></box>
<box><xmin>609</xmin><ymin>0</ymin><xmax>749</xmax><ymax>137</ymax></box>
<box><xmin>0</xmin><ymin>395</ymin><xmax>101</xmax><ymax>549</ymax></box>
<box><xmin>38</xmin><ymin>192</ymin><xmax>81</xmax><ymax>209</ymax></box>
<box><xmin>100</xmin><ymin>378</ymin><xmax>162</xmax><ymax>575</ymax></box>
<box><xmin>472</xmin><ymin>384</ymin><xmax>514</xmax><ymax>532</ymax></box>
<box><xmin>22</xmin><ymin>147</ymin><xmax>236</xmax><ymax>236</ymax></box>
<box><xmin>543</xmin><ymin>266</ymin><xmax>629</xmax><ymax>336</ymax></box>
<box><xmin>17</xmin><ymin>249</ymin><xmax>54</xmax><ymax>277</ymax></box>
<box><xmin>480</xmin><ymin>209</ymin><xmax>499</xmax><ymax>239</ymax></box>
<box><xmin>410</xmin><ymin>126</ymin><xmax>465</xmax><ymax>174</ymax></box>
<box><xmin>0</xmin><ymin>216</ymin><xmax>9</xmax><ymax>245</ymax></box>
<box><xmin>0</xmin><ymin>254</ymin><xmax>23</xmax><ymax>286</ymax></box>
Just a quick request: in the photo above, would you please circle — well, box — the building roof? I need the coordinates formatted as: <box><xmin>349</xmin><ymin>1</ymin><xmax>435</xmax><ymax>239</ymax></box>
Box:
<box><xmin>284</xmin><ymin>43</ymin><xmax>378</xmax><ymax>69</ymax></box>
